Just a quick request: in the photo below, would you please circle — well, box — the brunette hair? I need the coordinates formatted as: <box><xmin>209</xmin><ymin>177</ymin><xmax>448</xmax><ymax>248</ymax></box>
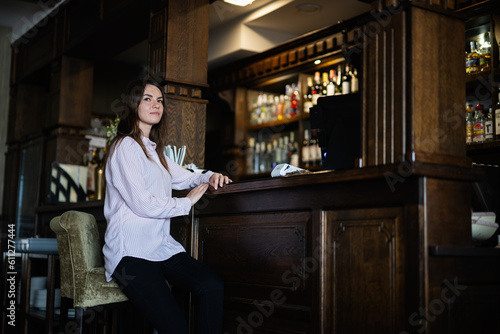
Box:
<box><xmin>106</xmin><ymin>78</ymin><xmax>170</xmax><ymax>173</ymax></box>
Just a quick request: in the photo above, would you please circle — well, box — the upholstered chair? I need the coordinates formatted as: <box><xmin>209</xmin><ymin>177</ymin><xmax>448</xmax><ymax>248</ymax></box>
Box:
<box><xmin>50</xmin><ymin>210</ymin><xmax>128</xmax><ymax>333</ymax></box>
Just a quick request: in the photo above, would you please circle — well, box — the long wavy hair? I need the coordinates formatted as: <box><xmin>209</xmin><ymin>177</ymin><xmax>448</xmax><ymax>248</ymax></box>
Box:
<box><xmin>106</xmin><ymin>78</ymin><xmax>170</xmax><ymax>173</ymax></box>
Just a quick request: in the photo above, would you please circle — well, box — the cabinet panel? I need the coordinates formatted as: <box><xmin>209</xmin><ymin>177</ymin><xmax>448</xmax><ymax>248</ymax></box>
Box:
<box><xmin>198</xmin><ymin>211</ymin><xmax>313</xmax><ymax>333</ymax></box>
<box><xmin>324</xmin><ymin>207</ymin><xmax>403</xmax><ymax>334</ymax></box>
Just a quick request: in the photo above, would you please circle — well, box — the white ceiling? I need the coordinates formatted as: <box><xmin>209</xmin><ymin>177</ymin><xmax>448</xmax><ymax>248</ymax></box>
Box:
<box><xmin>0</xmin><ymin>0</ymin><xmax>372</xmax><ymax>70</ymax></box>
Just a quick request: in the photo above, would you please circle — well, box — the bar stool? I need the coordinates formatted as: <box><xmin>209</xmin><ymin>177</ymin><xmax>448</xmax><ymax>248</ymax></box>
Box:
<box><xmin>50</xmin><ymin>210</ymin><xmax>128</xmax><ymax>333</ymax></box>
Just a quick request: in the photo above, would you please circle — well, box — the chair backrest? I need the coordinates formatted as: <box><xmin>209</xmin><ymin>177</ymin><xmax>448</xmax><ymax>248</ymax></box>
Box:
<box><xmin>50</xmin><ymin>210</ymin><xmax>104</xmax><ymax>299</ymax></box>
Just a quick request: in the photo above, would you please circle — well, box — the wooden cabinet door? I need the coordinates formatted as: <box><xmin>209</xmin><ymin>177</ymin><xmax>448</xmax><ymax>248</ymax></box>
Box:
<box><xmin>324</xmin><ymin>207</ymin><xmax>405</xmax><ymax>334</ymax></box>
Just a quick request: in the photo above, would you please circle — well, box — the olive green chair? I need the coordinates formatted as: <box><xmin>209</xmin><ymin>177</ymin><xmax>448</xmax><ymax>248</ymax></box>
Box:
<box><xmin>50</xmin><ymin>210</ymin><xmax>128</xmax><ymax>333</ymax></box>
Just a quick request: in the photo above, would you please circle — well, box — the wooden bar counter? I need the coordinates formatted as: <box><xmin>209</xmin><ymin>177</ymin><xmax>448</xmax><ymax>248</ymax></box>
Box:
<box><xmin>168</xmin><ymin>163</ymin><xmax>497</xmax><ymax>334</ymax></box>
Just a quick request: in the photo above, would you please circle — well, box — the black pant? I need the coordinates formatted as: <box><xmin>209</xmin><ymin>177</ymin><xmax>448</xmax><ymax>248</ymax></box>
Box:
<box><xmin>113</xmin><ymin>252</ymin><xmax>223</xmax><ymax>334</ymax></box>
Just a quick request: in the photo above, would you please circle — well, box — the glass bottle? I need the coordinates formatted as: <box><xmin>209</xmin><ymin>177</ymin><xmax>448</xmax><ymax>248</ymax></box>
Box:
<box><xmin>312</xmin><ymin>72</ymin><xmax>322</xmax><ymax>105</ymax></box>
<box><xmin>473</xmin><ymin>104</ymin><xmax>485</xmax><ymax>143</ymax></box>
<box><xmin>485</xmin><ymin>107</ymin><xmax>494</xmax><ymax>141</ymax></box>
<box><xmin>480</xmin><ymin>32</ymin><xmax>491</xmax><ymax>72</ymax></box>
<box><xmin>336</xmin><ymin>65</ymin><xmax>343</xmax><ymax>95</ymax></box>
<box><xmin>321</xmin><ymin>72</ymin><xmax>329</xmax><ymax>96</ymax></box>
<box><xmin>351</xmin><ymin>67</ymin><xmax>359</xmax><ymax>93</ymax></box>
<box><xmin>466</xmin><ymin>41</ymin><xmax>480</xmax><ymax>74</ymax></box>
<box><xmin>253</xmin><ymin>141</ymin><xmax>260</xmax><ymax>174</ymax></box>
<box><xmin>246</xmin><ymin>137</ymin><xmax>255</xmax><ymax>174</ymax></box>
<box><xmin>303</xmin><ymin>77</ymin><xmax>313</xmax><ymax>114</ymax></box>
<box><xmin>342</xmin><ymin>63</ymin><xmax>351</xmax><ymax>94</ymax></box>
<box><xmin>465</xmin><ymin>105</ymin><xmax>473</xmax><ymax>145</ymax></box>
<box><xmin>302</xmin><ymin>129</ymin><xmax>311</xmax><ymax>168</ymax></box>
<box><xmin>290</xmin><ymin>84</ymin><xmax>299</xmax><ymax>117</ymax></box>
<box><xmin>327</xmin><ymin>69</ymin><xmax>336</xmax><ymax>96</ymax></box>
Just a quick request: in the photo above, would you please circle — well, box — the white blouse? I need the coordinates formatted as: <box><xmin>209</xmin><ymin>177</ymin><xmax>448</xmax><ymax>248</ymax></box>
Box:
<box><xmin>103</xmin><ymin>136</ymin><xmax>213</xmax><ymax>281</ymax></box>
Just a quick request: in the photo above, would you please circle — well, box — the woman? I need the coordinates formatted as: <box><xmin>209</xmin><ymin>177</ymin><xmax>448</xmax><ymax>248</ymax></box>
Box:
<box><xmin>103</xmin><ymin>78</ymin><xmax>230</xmax><ymax>334</ymax></box>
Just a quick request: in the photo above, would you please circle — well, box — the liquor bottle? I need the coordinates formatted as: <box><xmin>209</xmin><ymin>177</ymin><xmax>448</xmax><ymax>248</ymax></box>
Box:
<box><xmin>266</xmin><ymin>142</ymin><xmax>273</xmax><ymax>172</ymax></box>
<box><xmin>465</xmin><ymin>105</ymin><xmax>474</xmax><ymax>145</ymax></box>
<box><xmin>290</xmin><ymin>84</ymin><xmax>299</xmax><ymax>117</ymax></box>
<box><xmin>277</xmin><ymin>95</ymin><xmax>284</xmax><ymax>121</ymax></box>
<box><xmin>495</xmin><ymin>93</ymin><xmax>500</xmax><ymax>140</ymax></box>
<box><xmin>302</xmin><ymin>129</ymin><xmax>311</xmax><ymax>168</ymax></box>
<box><xmin>246</xmin><ymin>137</ymin><xmax>255</xmax><ymax>174</ymax></box>
<box><xmin>87</xmin><ymin>148</ymin><xmax>97</xmax><ymax>199</ymax></box>
<box><xmin>312</xmin><ymin>72</ymin><xmax>322</xmax><ymax>105</ymax></box>
<box><xmin>327</xmin><ymin>69</ymin><xmax>336</xmax><ymax>96</ymax></box>
<box><xmin>336</xmin><ymin>65</ymin><xmax>343</xmax><ymax>95</ymax></box>
<box><xmin>282</xmin><ymin>136</ymin><xmax>289</xmax><ymax>164</ymax></box>
<box><xmin>473</xmin><ymin>104</ymin><xmax>485</xmax><ymax>143</ymax></box>
<box><xmin>485</xmin><ymin>107</ymin><xmax>494</xmax><ymax>141</ymax></box>
<box><xmin>253</xmin><ymin>141</ymin><xmax>260</xmax><ymax>174</ymax></box>
<box><xmin>351</xmin><ymin>67</ymin><xmax>359</xmax><ymax>93</ymax></box>
<box><xmin>270</xmin><ymin>95</ymin><xmax>278</xmax><ymax>121</ymax></box>
<box><xmin>259</xmin><ymin>142</ymin><xmax>266</xmax><ymax>173</ymax></box>
<box><xmin>480</xmin><ymin>32</ymin><xmax>491</xmax><ymax>72</ymax></box>
<box><xmin>321</xmin><ymin>72</ymin><xmax>329</xmax><ymax>96</ymax></box>
<box><xmin>466</xmin><ymin>41</ymin><xmax>480</xmax><ymax>74</ymax></box>
<box><xmin>311</xmin><ymin>129</ymin><xmax>322</xmax><ymax>166</ymax></box>
<box><xmin>284</xmin><ymin>86</ymin><xmax>291</xmax><ymax>118</ymax></box>
<box><xmin>303</xmin><ymin>77</ymin><xmax>313</xmax><ymax>114</ymax></box>
<box><xmin>289</xmin><ymin>131</ymin><xmax>299</xmax><ymax>166</ymax></box>
<box><xmin>342</xmin><ymin>63</ymin><xmax>351</xmax><ymax>94</ymax></box>
<box><xmin>272</xmin><ymin>139</ymin><xmax>279</xmax><ymax>169</ymax></box>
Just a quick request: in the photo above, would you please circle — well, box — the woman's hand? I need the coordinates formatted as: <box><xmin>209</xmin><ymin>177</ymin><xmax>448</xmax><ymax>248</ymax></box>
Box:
<box><xmin>186</xmin><ymin>183</ymin><xmax>209</xmax><ymax>206</ymax></box>
<box><xmin>209</xmin><ymin>173</ymin><xmax>232</xmax><ymax>190</ymax></box>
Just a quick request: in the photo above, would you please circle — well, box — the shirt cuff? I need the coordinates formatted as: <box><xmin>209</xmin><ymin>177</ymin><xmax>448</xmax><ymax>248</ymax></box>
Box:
<box><xmin>179</xmin><ymin>197</ymin><xmax>192</xmax><ymax>216</ymax></box>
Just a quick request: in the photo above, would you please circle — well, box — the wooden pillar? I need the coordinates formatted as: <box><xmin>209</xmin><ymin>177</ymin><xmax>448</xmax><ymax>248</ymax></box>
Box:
<box><xmin>362</xmin><ymin>0</ymin><xmax>467</xmax><ymax>167</ymax></box>
<box><xmin>149</xmin><ymin>0</ymin><xmax>210</xmax><ymax>168</ymax></box>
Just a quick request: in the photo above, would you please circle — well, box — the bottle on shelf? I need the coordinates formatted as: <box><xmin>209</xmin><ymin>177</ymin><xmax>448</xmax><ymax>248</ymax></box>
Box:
<box><xmin>282</xmin><ymin>136</ymin><xmax>289</xmax><ymax>165</ymax></box>
<box><xmin>327</xmin><ymin>69</ymin><xmax>336</xmax><ymax>96</ymax></box>
<box><xmin>277</xmin><ymin>95</ymin><xmax>284</xmax><ymax>121</ymax></box>
<box><xmin>351</xmin><ymin>67</ymin><xmax>359</xmax><ymax>93</ymax></box>
<box><xmin>480</xmin><ymin>32</ymin><xmax>491</xmax><ymax>72</ymax></box>
<box><xmin>284</xmin><ymin>85</ymin><xmax>292</xmax><ymax>119</ymax></box>
<box><xmin>289</xmin><ymin>131</ymin><xmax>299</xmax><ymax>166</ymax></box>
<box><xmin>465</xmin><ymin>104</ymin><xmax>474</xmax><ymax>145</ymax></box>
<box><xmin>259</xmin><ymin>142</ymin><xmax>266</xmax><ymax>173</ymax></box>
<box><xmin>466</xmin><ymin>41</ymin><xmax>480</xmax><ymax>74</ymax></box>
<box><xmin>336</xmin><ymin>64</ymin><xmax>343</xmax><ymax>95</ymax></box>
<box><xmin>302</xmin><ymin>129</ymin><xmax>311</xmax><ymax>168</ymax></box>
<box><xmin>312</xmin><ymin>72</ymin><xmax>322</xmax><ymax>105</ymax></box>
<box><xmin>290</xmin><ymin>84</ymin><xmax>299</xmax><ymax>117</ymax></box>
<box><xmin>495</xmin><ymin>93</ymin><xmax>500</xmax><ymax>140</ymax></box>
<box><xmin>473</xmin><ymin>104</ymin><xmax>485</xmax><ymax>143</ymax></box>
<box><xmin>342</xmin><ymin>63</ymin><xmax>351</xmax><ymax>95</ymax></box>
<box><xmin>485</xmin><ymin>106</ymin><xmax>494</xmax><ymax>141</ymax></box>
<box><xmin>303</xmin><ymin>77</ymin><xmax>313</xmax><ymax>114</ymax></box>
<box><xmin>254</xmin><ymin>141</ymin><xmax>260</xmax><ymax>174</ymax></box>
<box><xmin>247</xmin><ymin>137</ymin><xmax>255</xmax><ymax>174</ymax></box>
<box><xmin>311</xmin><ymin>129</ymin><xmax>322</xmax><ymax>166</ymax></box>
<box><xmin>321</xmin><ymin>72</ymin><xmax>329</xmax><ymax>96</ymax></box>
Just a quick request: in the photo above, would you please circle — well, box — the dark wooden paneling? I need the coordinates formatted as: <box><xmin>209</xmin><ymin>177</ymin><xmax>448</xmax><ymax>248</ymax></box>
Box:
<box><xmin>164</xmin><ymin>98</ymin><xmax>207</xmax><ymax>167</ymax></box>
<box><xmin>325</xmin><ymin>207</ymin><xmax>404</xmax><ymax>334</ymax></box>
<box><xmin>364</xmin><ymin>9</ymin><xmax>407</xmax><ymax>166</ymax></box>
<box><xmin>199</xmin><ymin>211</ymin><xmax>313</xmax><ymax>333</ymax></box>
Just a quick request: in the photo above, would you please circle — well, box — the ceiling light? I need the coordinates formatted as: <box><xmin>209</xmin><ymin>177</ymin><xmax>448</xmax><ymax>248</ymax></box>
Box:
<box><xmin>314</xmin><ymin>59</ymin><xmax>321</xmax><ymax>65</ymax></box>
<box><xmin>224</xmin><ymin>0</ymin><xmax>254</xmax><ymax>6</ymax></box>
<box><xmin>296</xmin><ymin>3</ymin><xmax>321</xmax><ymax>14</ymax></box>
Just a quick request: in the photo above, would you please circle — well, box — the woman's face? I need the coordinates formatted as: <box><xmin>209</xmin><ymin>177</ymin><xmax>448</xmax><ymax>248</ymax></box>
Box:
<box><xmin>137</xmin><ymin>84</ymin><xmax>164</xmax><ymax>135</ymax></box>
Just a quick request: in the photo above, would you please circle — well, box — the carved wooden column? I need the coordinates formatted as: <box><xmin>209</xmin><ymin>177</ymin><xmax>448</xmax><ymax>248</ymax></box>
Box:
<box><xmin>149</xmin><ymin>0</ymin><xmax>210</xmax><ymax>168</ymax></box>
<box><xmin>362</xmin><ymin>0</ymin><xmax>466</xmax><ymax>167</ymax></box>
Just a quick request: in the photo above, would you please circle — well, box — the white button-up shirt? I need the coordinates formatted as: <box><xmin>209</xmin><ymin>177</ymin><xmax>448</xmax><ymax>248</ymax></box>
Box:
<box><xmin>103</xmin><ymin>136</ymin><xmax>213</xmax><ymax>281</ymax></box>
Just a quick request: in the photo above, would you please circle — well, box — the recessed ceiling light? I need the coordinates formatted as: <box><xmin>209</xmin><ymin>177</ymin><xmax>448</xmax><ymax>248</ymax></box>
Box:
<box><xmin>224</xmin><ymin>0</ymin><xmax>254</xmax><ymax>6</ymax></box>
<box><xmin>296</xmin><ymin>3</ymin><xmax>322</xmax><ymax>14</ymax></box>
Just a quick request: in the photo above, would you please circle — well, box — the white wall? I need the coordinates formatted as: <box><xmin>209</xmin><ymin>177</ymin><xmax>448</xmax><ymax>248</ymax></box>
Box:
<box><xmin>0</xmin><ymin>26</ymin><xmax>11</xmax><ymax>215</ymax></box>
